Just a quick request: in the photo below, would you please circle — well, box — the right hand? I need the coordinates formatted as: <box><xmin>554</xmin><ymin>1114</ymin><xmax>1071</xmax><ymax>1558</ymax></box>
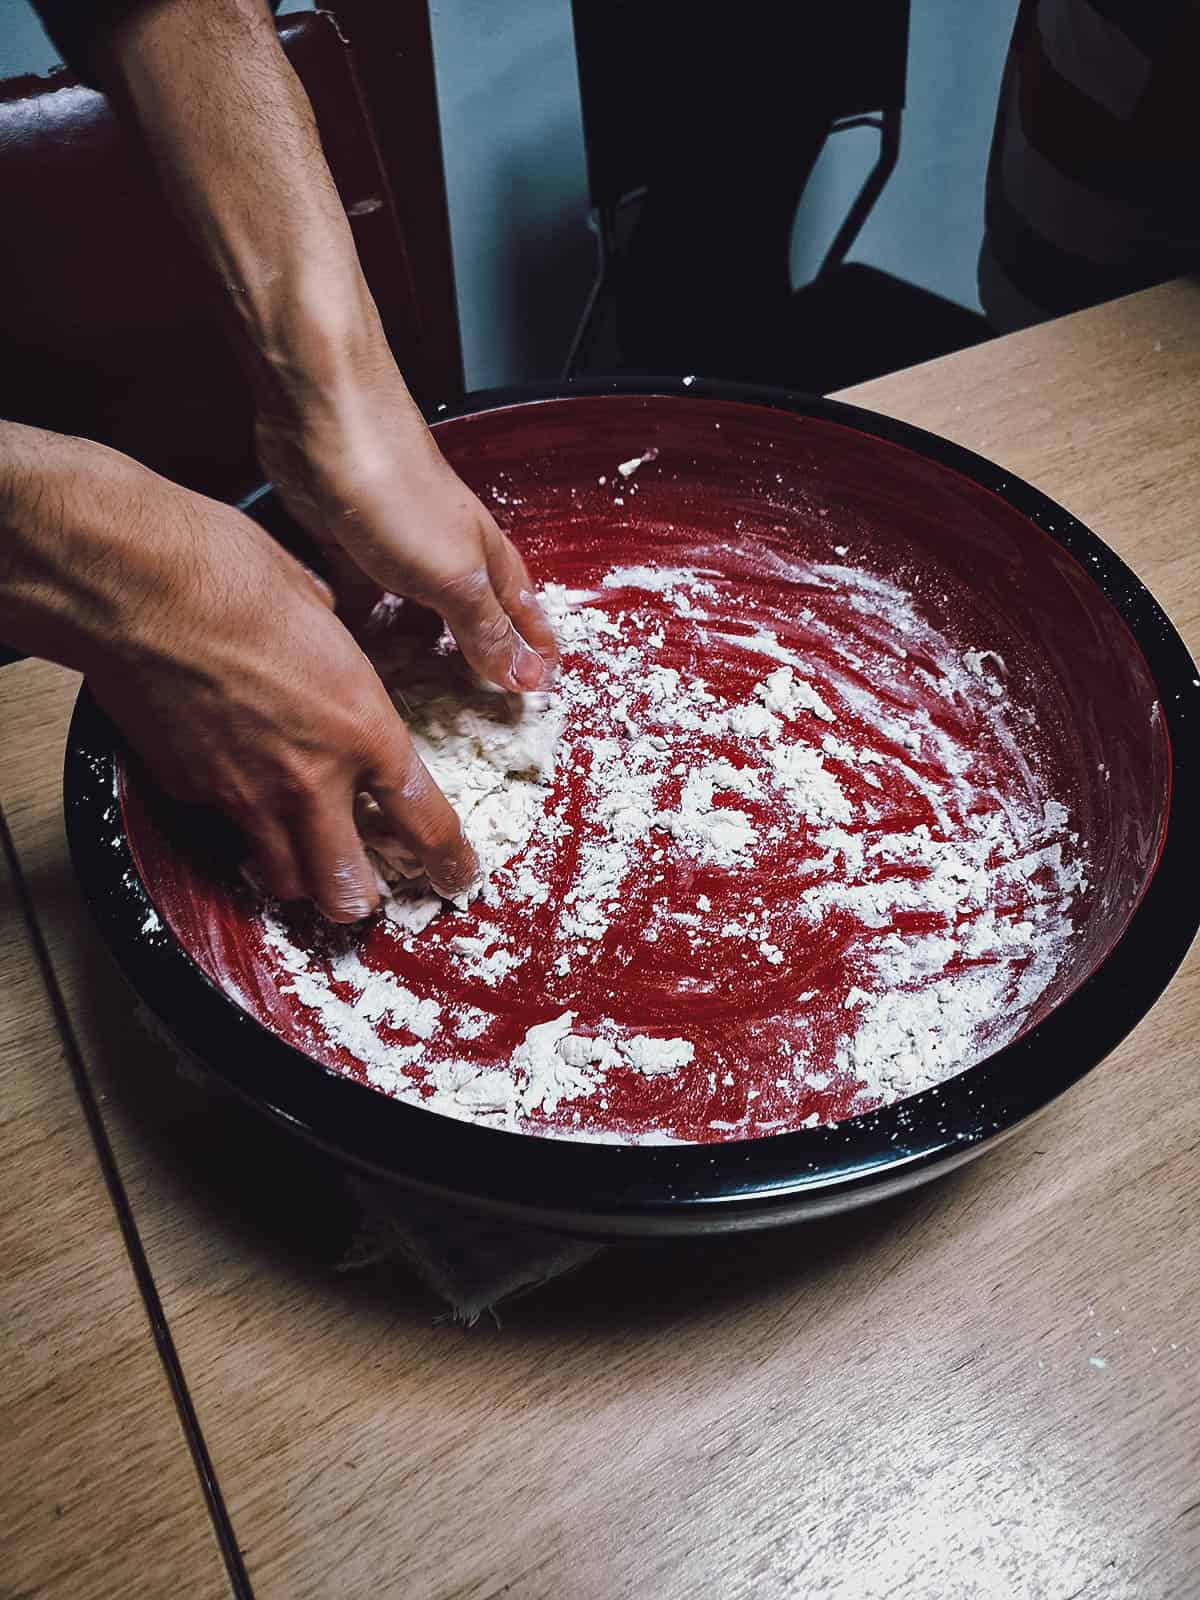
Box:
<box><xmin>0</xmin><ymin>426</ymin><xmax>478</xmax><ymax>922</ymax></box>
<box><xmin>253</xmin><ymin>339</ymin><xmax>560</xmax><ymax>695</ymax></box>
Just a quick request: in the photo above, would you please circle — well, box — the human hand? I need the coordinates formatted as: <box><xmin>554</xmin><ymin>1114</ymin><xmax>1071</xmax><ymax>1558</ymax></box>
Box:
<box><xmin>254</xmin><ymin>340</ymin><xmax>559</xmax><ymax>692</ymax></box>
<box><xmin>103</xmin><ymin>0</ymin><xmax>556</xmax><ymax>689</ymax></box>
<box><xmin>95</xmin><ymin>491</ymin><xmax>483</xmax><ymax>922</ymax></box>
<box><xmin>0</xmin><ymin>426</ymin><xmax>478</xmax><ymax>921</ymax></box>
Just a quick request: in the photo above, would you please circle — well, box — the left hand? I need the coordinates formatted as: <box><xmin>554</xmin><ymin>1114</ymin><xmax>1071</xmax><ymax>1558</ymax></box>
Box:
<box><xmin>255</xmin><ymin>344</ymin><xmax>559</xmax><ymax>694</ymax></box>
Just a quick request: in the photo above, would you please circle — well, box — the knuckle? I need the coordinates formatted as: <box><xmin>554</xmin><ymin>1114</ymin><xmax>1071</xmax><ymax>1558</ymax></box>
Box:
<box><xmin>274</xmin><ymin>766</ymin><xmax>325</xmax><ymax>814</ymax></box>
<box><xmin>474</xmin><ymin>607</ymin><xmax>516</xmax><ymax>659</ymax></box>
<box><xmin>208</xmin><ymin>781</ymin><xmax>261</xmax><ymax>824</ymax></box>
<box><xmin>360</xmin><ymin>722</ymin><xmax>414</xmax><ymax>787</ymax></box>
<box><xmin>436</xmin><ymin>563</ymin><xmax>492</xmax><ymax>611</ymax></box>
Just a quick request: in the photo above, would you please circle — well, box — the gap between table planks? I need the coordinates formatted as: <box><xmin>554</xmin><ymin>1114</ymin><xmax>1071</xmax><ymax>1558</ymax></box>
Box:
<box><xmin>0</xmin><ymin>280</ymin><xmax>1197</xmax><ymax>1598</ymax></box>
<box><xmin>0</xmin><ymin>822</ymin><xmax>233</xmax><ymax>1596</ymax></box>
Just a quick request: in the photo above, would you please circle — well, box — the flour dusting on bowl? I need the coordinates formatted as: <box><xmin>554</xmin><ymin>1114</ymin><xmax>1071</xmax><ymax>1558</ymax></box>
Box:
<box><xmin>75</xmin><ymin>388</ymin><xmax>1187</xmax><ymax>1229</ymax></box>
<box><xmin>246</xmin><ymin>536</ymin><xmax>1087</xmax><ymax>1145</ymax></box>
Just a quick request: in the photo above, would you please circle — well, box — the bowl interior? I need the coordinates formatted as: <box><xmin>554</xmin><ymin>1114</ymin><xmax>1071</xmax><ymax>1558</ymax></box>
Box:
<box><xmin>119</xmin><ymin>394</ymin><xmax>1170</xmax><ymax>1144</ymax></box>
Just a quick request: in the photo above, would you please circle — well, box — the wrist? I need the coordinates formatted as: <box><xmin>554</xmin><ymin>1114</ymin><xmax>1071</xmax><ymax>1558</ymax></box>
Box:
<box><xmin>0</xmin><ymin>428</ymin><xmax>205</xmax><ymax>677</ymax></box>
<box><xmin>250</xmin><ymin>299</ymin><xmax>441</xmax><ymax>517</ymax></box>
<box><xmin>246</xmin><ymin>272</ymin><xmax>400</xmax><ymax>420</ymax></box>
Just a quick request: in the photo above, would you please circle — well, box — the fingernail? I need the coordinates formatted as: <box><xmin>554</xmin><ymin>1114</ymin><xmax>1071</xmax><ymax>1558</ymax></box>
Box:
<box><xmin>432</xmin><ymin>874</ymin><xmax>483</xmax><ymax>908</ymax></box>
<box><xmin>513</xmin><ymin>641</ymin><xmax>546</xmax><ymax>691</ymax></box>
<box><xmin>326</xmin><ymin>897</ymin><xmax>373</xmax><ymax>923</ymax></box>
<box><xmin>432</xmin><ymin>856</ymin><xmax>484</xmax><ymax>899</ymax></box>
<box><xmin>336</xmin><ymin>902</ymin><xmax>375</xmax><ymax>926</ymax></box>
<box><xmin>330</xmin><ymin>860</ymin><xmax>374</xmax><ymax>921</ymax></box>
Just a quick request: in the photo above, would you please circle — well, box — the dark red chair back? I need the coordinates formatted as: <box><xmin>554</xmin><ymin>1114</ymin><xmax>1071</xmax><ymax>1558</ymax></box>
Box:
<box><xmin>0</xmin><ymin>7</ymin><xmax>463</xmax><ymax>504</ymax></box>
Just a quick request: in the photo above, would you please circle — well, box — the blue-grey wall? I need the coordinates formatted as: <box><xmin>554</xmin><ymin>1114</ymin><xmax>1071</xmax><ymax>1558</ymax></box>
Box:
<box><xmin>789</xmin><ymin>0</ymin><xmax>1019</xmax><ymax>309</ymax></box>
<box><xmin>0</xmin><ymin>0</ymin><xmax>65</xmax><ymax>74</ymax></box>
<box><xmin>1</xmin><ymin>0</ymin><xmax>1018</xmax><ymax>387</ymax></box>
<box><xmin>428</xmin><ymin>0</ymin><xmax>593</xmax><ymax>391</ymax></box>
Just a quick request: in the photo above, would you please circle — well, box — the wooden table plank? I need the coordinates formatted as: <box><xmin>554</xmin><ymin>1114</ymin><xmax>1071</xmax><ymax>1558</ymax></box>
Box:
<box><xmin>843</xmin><ymin>277</ymin><xmax>1200</xmax><ymax>663</ymax></box>
<box><xmin>1</xmin><ymin>281</ymin><xmax>1197</xmax><ymax>1598</ymax></box>
<box><xmin>0</xmin><ymin>830</ymin><xmax>232</xmax><ymax>1598</ymax></box>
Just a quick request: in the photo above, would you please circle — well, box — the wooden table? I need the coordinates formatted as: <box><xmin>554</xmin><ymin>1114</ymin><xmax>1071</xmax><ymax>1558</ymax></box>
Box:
<box><xmin>2</xmin><ymin>281</ymin><xmax>1198</xmax><ymax>1599</ymax></box>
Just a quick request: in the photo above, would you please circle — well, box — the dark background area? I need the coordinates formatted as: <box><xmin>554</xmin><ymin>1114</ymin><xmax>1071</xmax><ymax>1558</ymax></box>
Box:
<box><xmin>2</xmin><ymin>0</ymin><xmax>1021</xmax><ymax>393</ymax></box>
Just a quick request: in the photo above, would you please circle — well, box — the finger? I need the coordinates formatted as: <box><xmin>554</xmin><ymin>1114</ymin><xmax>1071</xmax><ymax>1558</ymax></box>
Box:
<box><xmin>486</xmin><ymin>528</ymin><xmax>559</xmax><ymax>672</ymax></box>
<box><xmin>366</xmin><ymin>730</ymin><xmax>480</xmax><ymax>901</ymax></box>
<box><xmin>241</xmin><ymin>817</ymin><xmax>306</xmax><ymax>903</ymax></box>
<box><xmin>291</xmin><ymin>793</ymin><xmax>381</xmax><ymax>923</ymax></box>
<box><xmin>433</xmin><ymin>564</ymin><xmax>548</xmax><ymax>692</ymax></box>
<box><xmin>354</xmin><ymin>791</ymin><xmax>424</xmax><ymax>880</ymax></box>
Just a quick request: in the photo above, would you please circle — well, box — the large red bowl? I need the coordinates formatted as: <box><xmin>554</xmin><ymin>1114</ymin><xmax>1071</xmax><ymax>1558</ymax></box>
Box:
<box><xmin>64</xmin><ymin>382</ymin><xmax>1199</xmax><ymax>1235</ymax></box>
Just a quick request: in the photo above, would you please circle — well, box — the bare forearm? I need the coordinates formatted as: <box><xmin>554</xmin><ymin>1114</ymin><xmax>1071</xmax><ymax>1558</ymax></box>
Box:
<box><xmin>99</xmin><ymin>0</ymin><xmax>558</xmax><ymax>691</ymax></box>
<box><xmin>104</xmin><ymin>0</ymin><xmax>396</xmax><ymax>415</ymax></box>
<box><xmin>0</xmin><ymin>422</ymin><xmax>202</xmax><ymax>673</ymax></box>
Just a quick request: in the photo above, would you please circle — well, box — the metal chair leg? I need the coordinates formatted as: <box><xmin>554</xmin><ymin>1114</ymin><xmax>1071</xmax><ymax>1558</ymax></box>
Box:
<box><xmin>816</xmin><ymin>109</ymin><xmax>903</xmax><ymax>282</ymax></box>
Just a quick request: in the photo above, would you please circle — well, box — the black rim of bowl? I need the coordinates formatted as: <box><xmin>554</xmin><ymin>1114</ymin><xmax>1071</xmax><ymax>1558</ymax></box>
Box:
<box><xmin>64</xmin><ymin>378</ymin><xmax>1200</xmax><ymax>1236</ymax></box>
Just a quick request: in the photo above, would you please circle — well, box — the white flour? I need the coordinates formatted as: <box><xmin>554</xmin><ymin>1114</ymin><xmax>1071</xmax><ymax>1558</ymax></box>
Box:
<box><xmin>365</xmin><ymin>640</ymin><xmax>563</xmax><ymax>922</ymax></box>
<box><xmin>254</xmin><ymin>547</ymin><xmax>1087</xmax><ymax>1143</ymax></box>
